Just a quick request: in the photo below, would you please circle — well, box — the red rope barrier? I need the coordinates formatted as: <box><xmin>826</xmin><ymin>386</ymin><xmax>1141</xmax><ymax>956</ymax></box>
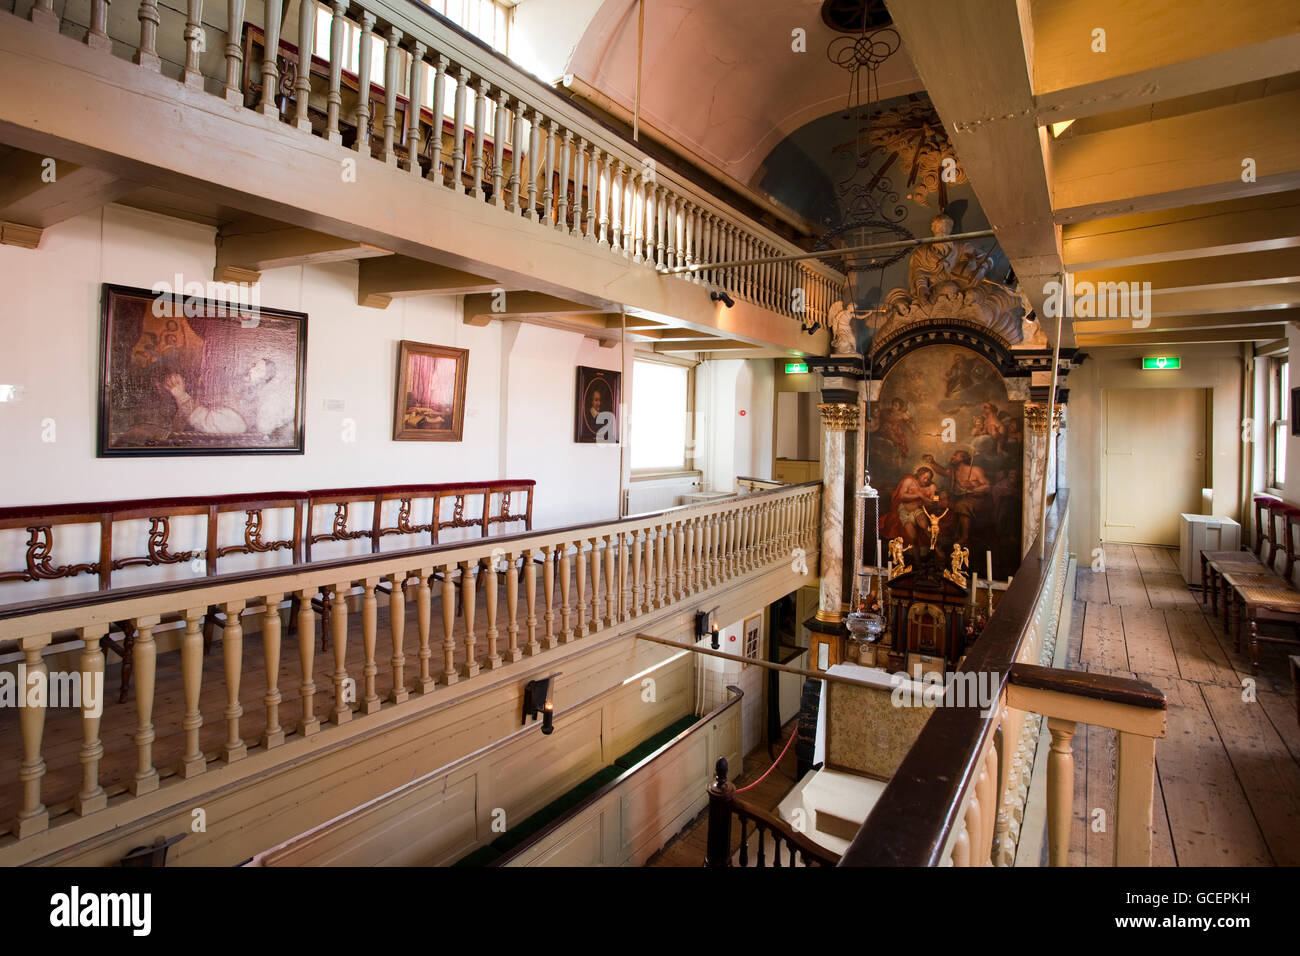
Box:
<box><xmin>736</xmin><ymin>725</ymin><xmax>799</xmax><ymax>793</ymax></box>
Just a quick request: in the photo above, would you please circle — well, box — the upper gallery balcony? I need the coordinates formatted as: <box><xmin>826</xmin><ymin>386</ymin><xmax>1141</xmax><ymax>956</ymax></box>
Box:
<box><xmin>0</xmin><ymin>0</ymin><xmax>843</xmax><ymax>356</ymax></box>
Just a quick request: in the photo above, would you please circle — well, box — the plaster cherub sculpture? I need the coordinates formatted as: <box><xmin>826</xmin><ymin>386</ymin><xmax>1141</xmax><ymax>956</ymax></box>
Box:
<box><xmin>826</xmin><ymin>300</ymin><xmax>858</xmax><ymax>355</ymax></box>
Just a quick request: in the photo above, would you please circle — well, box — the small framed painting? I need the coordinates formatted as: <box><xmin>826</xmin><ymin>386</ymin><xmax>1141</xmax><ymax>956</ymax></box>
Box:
<box><xmin>575</xmin><ymin>366</ymin><xmax>620</xmax><ymax>443</ymax></box>
<box><xmin>1291</xmin><ymin>387</ymin><xmax>1300</xmax><ymax>436</ymax></box>
<box><xmin>743</xmin><ymin>614</ymin><xmax>761</xmax><ymax>668</ymax></box>
<box><xmin>98</xmin><ymin>283</ymin><xmax>307</xmax><ymax>456</ymax></box>
<box><xmin>393</xmin><ymin>340</ymin><xmax>469</xmax><ymax>441</ymax></box>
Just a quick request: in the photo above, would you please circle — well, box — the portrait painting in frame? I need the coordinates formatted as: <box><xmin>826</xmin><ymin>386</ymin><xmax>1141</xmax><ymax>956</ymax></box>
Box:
<box><xmin>98</xmin><ymin>283</ymin><xmax>307</xmax><ymax>457</ymax></box>
<box><xmin>393</xmin><ymin>340</ymin><xmax>469</xmax><ymax>441</ymax></box>
<box><xmin>575</xmin><ymin>366</ymin><xmax>621</xmax><ymax>443</ymax></box>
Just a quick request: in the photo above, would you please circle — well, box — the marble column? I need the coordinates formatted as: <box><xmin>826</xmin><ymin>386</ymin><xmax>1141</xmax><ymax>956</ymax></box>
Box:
<box><xmin>1021</xmin><ymin>403</ymin><xmax>1062</xmax><ymax>556</ymax></box>
<box><xmin>816</xmin><ymin>402</ymin><xmax>860</xmax><ymax>623</ymax></box>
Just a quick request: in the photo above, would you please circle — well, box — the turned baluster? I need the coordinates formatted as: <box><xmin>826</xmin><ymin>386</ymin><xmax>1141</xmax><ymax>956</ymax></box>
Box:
<box><xmin>611</xmin><ymin>160</ymin><xmax>626</xmax><ymax>251</ymax></box>
<box><xmin>540</xmin><ymin>120</ymin><xmax>559</xmax><ymax>224</ymax></box>
<box><xmin>483</xmin><ymin>556</ymin><xmax>502</xmax><ymax>668</ymax></box>
<box><xmin>135</xmin><ymin>0</ymin><xmax>162</xmax><ymax>71</ymax></box>
<box><xmin>429</xmin><ymin>55</ymin><xmax>448</xmax><ymax>181</ymax></box>
<box><xmin>167</xmin><ymin>610</ymin><xmax>205</xmax><ymax>779</ymax></box>
<box><xmin>506</xmin><ymin>551</ymin><xmax>523</xmax><ymax>661</ymax></box>
<box><xmin>358</xmin><ymin>578</ymin><xmax>381</xmax><ymax>713</ymax></box>
<box><xmin>352</xmin><ymin>13</ymin><xmax>376</xmax><ymax>151</ymax></box>
<box><xmin>700</xmin><ymin>212</ymin><xmax>714</xmax><ymax>284</ymax></box>
<box><xmin>675</xmin><ymin>520</ymin><xmax>688</xmax><ymax>598</ymax></box>
<box><xmin>380</xmin><ymin>29</ymin><xmax>404</xmax><ymax>164</ymax></box>
<box><xmin>656</xmin><ymin>186</ymin><xmax>669</xmax><ymax>268</ymax></box>
<box><xmin>492</xmin><ymin>90</ymin><xmax>509</xmax><ymax>204</ymax></box>
<box><xmin>260</xmin><ymin>594</ymin><xmax>285</xmax><ymax>748</ymax></box>
<box><xmin>576</xmin><ymin>540</ymin><xmax>589</xmax><ymax>635</ymax></box>
<box><xmin>962</xmin><ymin>787</ymin><xmax>983</xmax><ymax>869</ymax></box>
<box><xmin>631</xmin><ymin>170</ymin><xmax>646</xmax><ymax>262</ymax></box>
<box><xmin>29</xmin><ymin>0</ymin><xmax>58</xmax><ymax>30</ymax></box>
<box><xmin>594</xmin><ymin>149</ymin><xmax>609</xmax><ymax>246</ymax></box>
<box><xmin>440</xmin><ymin>564</ymin><xmax>458</xmax><ymax>685</ymax></box>
<box><xmin>590</xmin><ymin>536</ymin><xmax>602</xmax><ymax>630</ymax></box>
<box><xmin>1046</xmin><ymin>716</ymin><xmax>1076</xmax><ymax>866</ymax></box>
<box><xmin>216</xmin><ymin>602</ymin><xmax>247</xmax><ymax>761</ymax></box>
<box><xmin>293</xmin><ymin>0</ymin><xmax>316</xmax><ymax>131</ymax></box>
<box><xmin>525</xmin><ymin>109</ymin><xmax>543</xmax><ymax>219</ymax></box>
<box><xmin>87</xmin><ymin>0</ymin><xmax>112</xmax><ymax>52</ymax></box>
<box><xmin>665</xmin><ymin>194</ymin><xmax>678</xmax><ymax>268</ymax></box>
<box><xmin>258</xmin><ymin>0</ymin><xmax>283</xmax><ymax>115</ymax></box>
<box><xmin>696</xmin><ymin>516</ymin><xmax>708</xmax><ymax>591</ymax></box>
<box><xmin>571</xmin><ymin>139</ymin><xmax>588</xmax><ymax>236</ymax></box>
<box><xmin>415</xmin><ymin>567</ymin><xmax>434</xmax><ymax>693</ymax></box>
<box><xmin>405</xmin><ymin>42</ymin><xmax>427</xmax><ymax>175</ymax></box>
<box><xmin>950</xmin><ymin>819</ymin><xmax>971</xmax><ymax>867</ymax></box>
<box><xmin>631</xmin><ymin>529</ymin><xmax>643</xmax><ymax>618</ymax></box>
<box><xmin>524</xmin><ymin>549</ymin><xmax>541</xmax><ymax>655</ymax></box>
<box><xmin>471</xmin><ymin>78</ymin><xmax>490</xmax><ymax>197</ymax></box>
<box><xmin>643</xmin><ymin>180</ymin><xmax>657</xmax><ymax>267</ymax></box>
<box><xmin>509</xmin><ymin>101</ymin><xmax>526</xmax><ymax>212</ymax></box>
<box><xmin>76</xmin><ymin>625</ymin><xmax>110</xmax><ymax>812</ymax></box>
<box><xmin>15</xmin><ymin>634</ymin><xmax>52</xmax><ymax>837</ymax></box>
<box><xmin>223</xmin><ymin>0</ymin><xmax>247</xmax><ymax>103</ymax></box>
<box><xmin>604</xmin><ymin>533</ymin><xmax>617</xmax><ymax>626</ymax></box>
<box><xmin>978</xmin><ymin>746</ymin><xmax>998</xmax><ymax>863</ymax></box>
<box><xmin>556</xmin><ymin>128</ymin><xmax>573</xmax><ymax>230</ymax></box>
<box><xmin>330</xmin><ymin>584</ymin><xmax>352</xmax><ymax>723</ymax></box>
<box><xmin>461</xmin><ymin>561</ymin><xmax>480</xmax><ymax>677</ymax></box>
<box><xmin>296</xmin><ymin>587</ymin><xmax>321</xmax><ymax>735</ymax></box>
<box><xmin>451</xmin><ymin>67</ymin><xmax>470</xmax><ymax>185</ymax></box>
<box><xmin>560</xmin><ymin>542</ymin><xmax>575</xmax><ymax>641</ymax></box>
<box><xmin>324</xmin><ymin>0</ymin><xmax>346</xmax><ymax>140</ymax></box>
<box><xmin>389</xmin><ymin>572</ymin><xmax>409</xmax><ymax>702</ymax></box>
<box><xmin>718</xmin><ymin>511</ymin><xmax>730</xmax><ymax>580</ymax></box>
<box><xmin>542</xmin><ymin>544</ymin><xmax>558</xmax><ymax>648</ymax></box>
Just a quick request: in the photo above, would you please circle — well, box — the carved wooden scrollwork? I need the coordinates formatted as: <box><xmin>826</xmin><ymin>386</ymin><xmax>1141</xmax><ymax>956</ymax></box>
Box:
<box><xmin>112</xmin><ymin>516</ymin><xmax>202</xmax><ymax>570</ymax></box>
<box><xmin>310</xmin><ymin>502</ymin><xmax>370</xmax><ymax>545</ymax></box>
<box><xmin>0</xmin><ymin>526</ymin><xmax>100</xmax><ymax>583</ymax></box>
<box><xmin>217</xmin><ymin>509</ymin><xmax>294</xmax><ymax>558</ymax></box>
<box><xmin>378</xmin><ymin>497</ymin><xmax>435</xmax><ymax>539</ymax></box>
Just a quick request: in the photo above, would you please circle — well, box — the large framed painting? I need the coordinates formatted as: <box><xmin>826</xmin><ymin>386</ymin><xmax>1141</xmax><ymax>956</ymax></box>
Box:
<box><xmin>575</xmin><ymin>366</ymin><xmax>620</xmax><ymax>443</ymax></box>
<box><xmin>868</xmin><ymin>344</ymin><xmax>1023</xmax><ymax>579</ymax></box>
<box><xmin>98</xmin><ymin>283</ymin><xmax>307</xmax><ymax>457</ymax></box>
<box><xmin>393</xmin><ymin>340</ymin><xmax>468</xmax><ymax>441</ymax></box>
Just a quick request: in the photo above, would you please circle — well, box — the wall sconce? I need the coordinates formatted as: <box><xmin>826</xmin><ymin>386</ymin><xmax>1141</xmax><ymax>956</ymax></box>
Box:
<box><xmin>696</xmin><ymin>607</ymin><xmax>720</xmax><ymax>649</ymax></box>
<box><xmin>710</xmin><ymin>290</ymin><xmax>735</xmax><ymax>308</ymax></box>
<box><xmin>523</xmin><ymin>673</ymin><xmax>560</xmax><ymax>735</ymax></box>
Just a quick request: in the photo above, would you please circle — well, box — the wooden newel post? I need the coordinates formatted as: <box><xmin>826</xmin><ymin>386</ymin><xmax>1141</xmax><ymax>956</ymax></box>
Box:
<box><xmin>705</xmin><ymin>756</ymin><xmax>735</xmax><ymax>867</ymax></box>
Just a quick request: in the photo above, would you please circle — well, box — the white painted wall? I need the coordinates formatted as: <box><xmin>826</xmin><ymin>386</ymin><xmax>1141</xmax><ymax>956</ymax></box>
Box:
<box><xmin>510</xmin><ymin>0</ymin><xmax>610</xmax><ymax>83</ymax></box>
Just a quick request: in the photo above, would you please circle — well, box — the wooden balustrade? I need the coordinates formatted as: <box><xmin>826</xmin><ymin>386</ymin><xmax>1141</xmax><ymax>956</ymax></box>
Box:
<box><xmin>704</xmin><ymin>756</ymin><xmax>839</xmax><ymax>867</ymax></box>
<box><xmin>0</xmin><ymin>482</ymin><xmax>818</xmax><ymax>843</ymax></box>
<box><xmin>21</xmin><ymin>0</ymin><xmax>845</xmax><ymax>325</ymax></box>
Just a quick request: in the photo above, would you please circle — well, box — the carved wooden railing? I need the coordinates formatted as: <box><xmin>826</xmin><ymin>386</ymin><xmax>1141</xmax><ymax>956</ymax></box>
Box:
<box><xmin>704</xmin><ymin>756</ymin><xmax>839</xmax><ymax>868</ymax></box>
<box><xmin>0</xmin><ymin>481</ymin><xmax>819</xmax><ymax>845</ymax></box>
<box><xmin>12</xmin><ymin>0</ymin><xmax>845</xmax><ymax>326</ymax></box>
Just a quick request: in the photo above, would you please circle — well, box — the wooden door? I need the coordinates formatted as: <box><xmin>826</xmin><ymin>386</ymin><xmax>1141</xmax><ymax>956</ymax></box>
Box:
<box><xmin>1102</xmin><ymin>387</ymin><xmax>1209</xmax><ymax>546</ymax></box>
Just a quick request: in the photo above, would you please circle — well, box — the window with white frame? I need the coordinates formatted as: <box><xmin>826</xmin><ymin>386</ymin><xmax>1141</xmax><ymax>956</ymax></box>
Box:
<box><xmin>1268</xmin><ymin>356</ymin><xmax>1289</xmax><ymax>490</ymax></box>
<box><xmin>631</xmin><ymin>359</ymin><xmax>693</xmax><ymax>472</ymax></box>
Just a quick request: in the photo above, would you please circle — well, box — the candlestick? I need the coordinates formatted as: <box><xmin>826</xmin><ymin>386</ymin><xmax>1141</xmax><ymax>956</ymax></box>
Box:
<box><xmin>985</xmin><ymin>550</ymin><xmax>993</xmax><ymax>581</ymax></box>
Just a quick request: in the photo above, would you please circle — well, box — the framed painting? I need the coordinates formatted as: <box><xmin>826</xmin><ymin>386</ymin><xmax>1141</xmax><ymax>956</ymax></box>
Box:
<box><xmin>393</xmin><ymin>340</ymin><xmax>468</xmax><ymax>441</ymax></box>
<box><xmin>575</xmin><ymin>366</ymin><xmax>620</xmax><ymax>443</ymax></box>
<box><xmin>742</xmin><ymin>613</ymin><xmax>761</xmax><ymax>668</ymax></box>
<box><xmin>98</xmin><ymin>283</ymin><xmax>307</xmax><ymax>457</ymax></box>
<box><xmin>1291</xmin><ymin>387</ymin><xmax>1300</xmax><ymax>437</ymax></box>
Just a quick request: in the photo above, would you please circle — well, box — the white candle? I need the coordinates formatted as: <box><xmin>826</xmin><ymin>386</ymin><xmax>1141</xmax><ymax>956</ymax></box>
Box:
<box><xmin>876</xmin><ymin>540</ymin><xmax>882</xmax><ymax>568</ymax></box>
<box><xmin>971</xmin><ymin>572</ymin><xmax>978</xmax><ymax>604</ymax></box>
<box><xmin>985</xmin><ymin>551</ymin><xmax>993</xmax><ymax>581</ymax></box>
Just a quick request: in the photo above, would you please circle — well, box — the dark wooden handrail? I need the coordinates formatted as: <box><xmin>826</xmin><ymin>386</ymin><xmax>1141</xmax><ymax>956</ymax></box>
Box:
<box><xmin>837</xmin><ymin>490</ymin><xmax>1070</xmax><ymax>867</ymax></box>
<box><xmin>1007</xmin><ymin>663</ymin><xmax>1166</xmax><ymax>710</ymax></box>
<box><xmin>704</xmin><ymin>756</ymin><xmax>839</xmax><ymax>867</ymax></box>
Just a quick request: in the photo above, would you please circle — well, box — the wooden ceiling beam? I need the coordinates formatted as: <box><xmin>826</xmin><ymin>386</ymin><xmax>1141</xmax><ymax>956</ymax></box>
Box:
<box><xmin>213</xmin><ymin>225</ymin><xmax>393</xmax><ymax>285</ymax></box>
<box><xmin>463</xmin><ymin>291</ymin><xmax>609</xmax><ymax>325</ymax></box>
<box><xmin>1071</xmin><ymin>247</ymin><xmax>1300</xmax><ymax>293</ymax></box>
<box><xmin>1075</xmin><ymin>325</ymin><xmax>1283</xmax><ymax>347</ymax></box>
<box><xmin>356</xmin><ymin>255</ymin><xmax>500</xmax><ymax>309</ymax></box>
<box><xmin>1029</xmin><ymin>0</ymin><xmax>1300</xmax><ymax>106</ymax></box>
<box><xmin>0</xmin><ymin>149</ymin><xmax>137</xmax><ymax>247</ymax></box>
<box><xmin>1050</xmin><ymin>90</ymin><xmax>1300</xmax><ymax>223</ymax></box>
<box><xmin>653</xmin><ymin>340</ymin><xmax>753</xmax><ymax>353</ymax></box>
<box><xmin>1072</xmin><ymin>307</ymin><xmax>1299</xmax><ymax>335</ymax></box>
<box><xmin>1062</xmin><ymin>191</ymin><xmax>1300</xmax><ymax>270</ymax></box>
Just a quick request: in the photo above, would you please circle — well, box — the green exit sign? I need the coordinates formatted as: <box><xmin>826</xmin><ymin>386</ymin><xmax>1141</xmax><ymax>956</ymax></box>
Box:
<box><xmin>1142</xmin><ymin>356</ymin><xmax>1181</xmax><ymax>370</ymax></box>
<box><xmin>785</xmin><ymin>362</ymin><xmax>809</xmax><ymax>374</ymax></box>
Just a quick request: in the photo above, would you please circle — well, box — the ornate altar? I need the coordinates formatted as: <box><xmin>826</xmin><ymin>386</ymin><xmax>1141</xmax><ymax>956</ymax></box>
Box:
<box><xmin>884</xmin><ymin>546</ymin><xmax>973</xmax><ymax>674</ymax></box>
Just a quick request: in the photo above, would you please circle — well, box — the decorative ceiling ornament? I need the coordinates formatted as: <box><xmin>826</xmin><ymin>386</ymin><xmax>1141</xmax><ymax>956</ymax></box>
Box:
<box><xmin>872</xmin><ymin>214</ymin><xmax>1025</xmax><ymax>348</ymax></box>
<box><xmin>833</xmin><ymin>97</ymin><xmax>969</xmax><ymax>208</ymax></box>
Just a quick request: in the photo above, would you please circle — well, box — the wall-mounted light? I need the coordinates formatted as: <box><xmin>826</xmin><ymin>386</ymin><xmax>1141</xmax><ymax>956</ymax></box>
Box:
<box><xmin>711</xmin><ymin>290</ymin><xmax>735</xmax><ymax>308</ymax></box>
<box><xmin>523</xmin><ymin>673</ymin><xmax>561</xmax><ymax>735</ymax></box>
<box><xmin>696</xmin><ymin>607</ymin><xmax>721</xmax><ymax>648</ymax></box>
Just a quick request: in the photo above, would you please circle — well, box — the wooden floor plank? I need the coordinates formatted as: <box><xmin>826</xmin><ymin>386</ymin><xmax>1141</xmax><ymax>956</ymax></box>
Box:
<box><xmin>1152</xmin><ymin>767</ymin><xmax>1178</xmax><ymax>867</ymax></box>
<box><xmin>1257</xmin><ymin>686</ymin><xmax>1300</xmax><ymax>765</ymax></box>
<box><xmin>1142</xmin><ymin>569</ymin><xmax>1199</xmax><ymax>609</ymax></box>
<box><xmin>1200</xmin><ymin>683</ymin><xmax>1300</xmax><ymax>865</ymax></box>
<box><xmin>1121</xmin><ymin>606</ymin><xmax>1180</xmax><ymax>679</ymax></box>
<box><xmin>1147</xmin><ymin>675</ymin><xmax>1273</xmax><ymax>866</ymax></box>
<box><xmin>1164</xmin><ymin>609</ymin><xmax>1239</xmax><ymax>687</ymax></box>
<box><xmin>1083</xmin><ymin>721</ymin><xmax>1117</xmax><ymax>866</ymax></box>
<box><xmin>1104</xmin><ymin>544</ymin><xmax>1140</xmax><ymax>572</ymax></box>
<box><xmin>1105</xmin><ymin>569</ymin><xmax>1151</xmax><ymax>608</ymax></box>
<box><xmin>1079</xmin><ymin>603</ymin><xmax>1131</xmax><ymax>673</ymax></box>
<box><xmin>1063</xmin><ymin>599</ymin><xmax>1086</xmax><ymax>667</ymax></box>
<box><xmin>1132</xmin><ymin>545</ymin><xmax>1179</xmax><ymax>574</ymax></box>
<box><xmin>1075</xmin><ymin>568</ymin><xmax>1110</xmax><ymax>604</ymax></box>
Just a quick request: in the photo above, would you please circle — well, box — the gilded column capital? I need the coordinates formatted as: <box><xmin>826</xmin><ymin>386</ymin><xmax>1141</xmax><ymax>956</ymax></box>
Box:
<box><xmin>1024</xmin><ymin>402</ymin><xmax>1065</xmax><ymax>435</ymax></box>
<box><xmin>818</xmin><ymin>402</ymin><xmax>860</xmax><ymax>431</ymax></box>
